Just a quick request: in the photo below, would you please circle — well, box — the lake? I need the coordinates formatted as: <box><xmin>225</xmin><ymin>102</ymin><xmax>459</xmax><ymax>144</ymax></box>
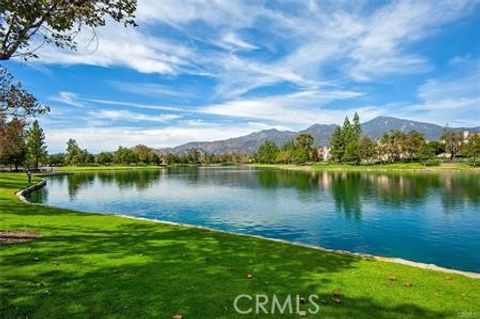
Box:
<box><xmin>28</xmin><ymin>167</ymin><xmax>480</xmax><ymax>272</ymax></box>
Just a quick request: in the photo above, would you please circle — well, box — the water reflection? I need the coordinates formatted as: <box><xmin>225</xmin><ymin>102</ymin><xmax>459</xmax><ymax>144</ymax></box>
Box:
<box><xmin>29</xmin><ymin>167</ymin><xmax>480</xmax><ymax>271</ymax></box>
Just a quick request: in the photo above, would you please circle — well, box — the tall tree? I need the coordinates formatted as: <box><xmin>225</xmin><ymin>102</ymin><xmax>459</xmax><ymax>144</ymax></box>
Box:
<box><xmin>441</xmin><ymin>128</ymin><xmax>463</xmax><ymax>160</ymax></box>
<box><xmin>462</xmin><ymin>135</ymin><xmax>480</xmax><ymax>167</ymax></box>
<box><xmin>330</xmin><ymin>126</ymin><xmax>345</xmax><ymax>162</ymax></box>
<box><xmin>0</xmin><ymin>67</ymin><xmax>49</xmax><ymax>117</ymax></box>
<box><xmin>352</xmin><ymin>112</ymin><xmax>362</xmax><ymax>139</ymax></box>
<box><xmin>417</xmin><ymin>142</ymin><xmax>436</xmax><ymax>166</ymax></box>
<box><xmin>358</xmin><ymin>136</ymin><xmax>377</xmax><ymax>163</ymax></box>
<box><xmin>0</xmin><ymin>0</ymin><xmax>137</xmax><ymax>60</ymax></box>
<box><xmin>343</xmin><ymin>139</ymin><xmax>360</xmax><ymax>164</ymax></box>
<box><xmin>0</xmin><ymin>118</ymin><xmax>26</xmax><ymax>170</ymax></box>
<box><xmin>26</xmin><ymin>120</ymin><xmax>47</xmax><ymax>169</ymax></box>
<box><xmin>64</xmin><ymin>138</ymin><xmax>83</xmax><ymax>166</ymax></box>
<box><xmin>330</xmin><ymin>113</ymin><xmax>362</xmax><ymax>163</ymax></box>
<box><xmin>404</xmin><ymin>130</ymin><xmax>425</xmax><ymax>161</ymax></box>
<box><xmin>295</xmin><ymin>133</ymin><xmax>314</xmax><ymax>150</ymax></box>
<box><xmin>255</xmin><ymin>140</ymin><xmax>279</xmax><ymax>164</ymax></box>
<box><xmin>379</xmin><ymin>130</ymin><xmax>406</xmax><ymax>163</ymax></box>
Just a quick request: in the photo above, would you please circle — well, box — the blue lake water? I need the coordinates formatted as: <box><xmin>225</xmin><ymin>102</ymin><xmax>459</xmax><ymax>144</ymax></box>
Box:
<box><xmin>28</xmin><ymin>167</ymin><xmax>480</xmax><ymax>272</ymax></box>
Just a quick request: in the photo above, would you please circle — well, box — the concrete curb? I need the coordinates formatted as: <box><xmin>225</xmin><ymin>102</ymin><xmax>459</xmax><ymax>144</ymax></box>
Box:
<box><xmin>15</xmin><ymin>179</ymin><xmax>47</xmax><ymax>203</ymax></box>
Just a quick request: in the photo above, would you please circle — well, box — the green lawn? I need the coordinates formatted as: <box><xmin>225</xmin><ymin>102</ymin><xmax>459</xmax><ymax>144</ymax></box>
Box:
<box><xmin>55</xmin><ymin>165</ymin><xmax>164</xmax><ymax>172</ymax></box>
<box><xmin>251</xmin><ymin>162</ymin><xmax>480</xmax><ymax>172</ymax></box>
<box><xmin>0</xmin><ymin>173</ymin><xmax>479</xmax><ymax>318</ymax></box>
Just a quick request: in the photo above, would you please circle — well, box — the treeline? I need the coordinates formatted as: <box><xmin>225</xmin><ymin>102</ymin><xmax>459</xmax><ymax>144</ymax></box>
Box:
<box><xmin>0</xmin><ymin>119</ymin><xmax>48</xmax><ymax>170</ymax></box>
<box><xmin>49</xmin><ymin>140</ymin><xmax>162</xmax><ymax>166</ymax></box>
<box><xmin>255</xmin><ymin>133</ymin><xmax>318</xmax><ymax>164</ymax></box>
<box><xmin>163</xmin><ymin>149</ymin><xmax>250</xmax><ymax>165</ymax></box>
<box><xmin>47</xmin><ymin>140</ymin><xmax>251</xmax><ymax>167</ymax></box>
<box><xmin>254</xmin><ymin>113</ymin><xmax>480</xmax><ymax>166</ymax></box>
<box><xmin>329</xmin><ymin>113</ymin><xmax>442</xmax><ymax>164</ymax></box>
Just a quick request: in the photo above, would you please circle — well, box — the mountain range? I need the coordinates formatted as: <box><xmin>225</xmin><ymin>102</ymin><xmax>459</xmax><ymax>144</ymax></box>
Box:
<box><xmin>158</xmin><ymin>116</ymin><xmax>480</xmax><ymax>155</ymax></box>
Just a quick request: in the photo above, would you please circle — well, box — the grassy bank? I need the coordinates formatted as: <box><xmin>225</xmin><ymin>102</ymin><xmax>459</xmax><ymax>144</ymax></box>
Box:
<box><xmin>55</xmin><ymin>165</ymin><xmax>164</xmax><ymax>172</ymax></box>
<box><xmin>250</xmin><ymin>162</ymin><xmax>480</xmax><ymax>172</ymax></box>
<box><xmin>1</xmin><ymin>173</ymin><xmax>479</xmax><ymax>318</ymax></box>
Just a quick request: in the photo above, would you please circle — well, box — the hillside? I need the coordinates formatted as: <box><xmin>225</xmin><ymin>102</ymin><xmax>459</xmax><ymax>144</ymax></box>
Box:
<box><xmin>158</xmin><ymin>116</ymin><xmax>480</xmax><ymax>154</ymax></box>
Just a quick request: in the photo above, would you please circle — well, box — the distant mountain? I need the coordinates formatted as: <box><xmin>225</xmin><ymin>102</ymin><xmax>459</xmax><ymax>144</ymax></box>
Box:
<box><xmin>160</xmin><ymin>128</ymin><xmax>295</xmax><ymax>155</ymax></box>
<box><xmin>298</xmin><ymin>123</ymin><xmax>338</xmax><ymax>146</ymax></box>
<box><xmin>362</xmin><ymin>116</ymin><xmax>479</xmax><ymax>140</ymax></box>
<box><xmin>362</xmin><ymin>116</ymin><xmax>444</xmax><ymax>140</ymax></box>
<box><xmin>157</xmin><ymin>116</ymin><xmax>480</xmax><ymax>155</ymax></box>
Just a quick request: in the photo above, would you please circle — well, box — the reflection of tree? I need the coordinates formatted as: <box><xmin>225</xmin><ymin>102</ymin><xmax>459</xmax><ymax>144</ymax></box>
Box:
<box><xmin>255</xmin><ymin>169</ymin><xmax>480</xmax><ymax>219</ymax></box>
<box><xmin>66</xmin><ymin>173</ymin><xmax>95</xmax><ymax>200</ymax></box>
<box><xmin>27</xmin><ymin>187</ymin><xmax>48</xmax><ymax>203</ymax></box>
<box><xmin>372</xmin><ymin>172</ymin><xmax>439</xmax><ymax>207</ymax></box>
<box><xmin>257</xmin><ymin>170</ymin><xmax>317</xmax><ymax>191</ymax></box>
<box><xmin>440</xmin><ymin>174</ymin><xmax>480</xmax><ymax>212</ymax></box>
<box><xmin>330</xmin><ymin>172</ymin><xmax>363</xmax><ymax>219</ymax></box>
<box><xmin>111</xmin><ymin>170</ymin><xmax>161</xmax><ymax>190</ymax></box>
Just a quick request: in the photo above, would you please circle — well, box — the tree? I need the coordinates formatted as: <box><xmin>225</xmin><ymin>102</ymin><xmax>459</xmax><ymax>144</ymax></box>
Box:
<box><xmin>26</xmin><ymin>120</ymin><xmax>47</xmax><ymax>169</ymax></box>
<box><xmin>0</xmin><ymin>67</ymin><xmax>49</xmax><ymax>117</ymax></box>
<box><xmin>330</xmin><ymin>114</ymin><xmax>365</xmax><ymax>163</ymax></box>
<box><xmin>417</xmin><ymin>142</ymin><xmax>436</xmax><ymax>166</ymax></box>
<box><xmin>441</xmin><ymin>128</ymin><xmax>463</xmax><ymax>160</ymax></box>
<box><xmin>295</xmin><ymin>133</ymin><xmax>314</xmax><ymax>150</ymax></box>
<box><xmin>343</xmin><ymin>140</ymin><xmax>360</xmax><ymax>164</ymax></box>
<box><xmin>113</xmin><ymin>146</ymin><xmax>138</xmax><ymax>164</ymax></box>
<box><xmin>48</xmin><ymin>153</ymin><xmax>65</xmax><ymax>166</ymax></box>
<box><xmin>379</xmin><ymin>130</ymin><xmax>407</xmax><ymax>163</ymax></box>
<box><xmin>96</xmin><ymin>152</ymin><xmax>113</xmax><ymax>165</ymax></box>
<box><xmin>404</xmin><ymin>130</ymin><xmax>425</xmax><ymax>161</ymax></box>
<box><xmin>330</xmin><ymin>126</ymin><xmax>345</xmax><ymax>162</ymax></box>
<box><xmin>255</xmin><ymin>140</ymin><xmax>279</xmax><ymax>164</ymax></box>
<box><xmin>276</xmin><ymin>140</ymin><xmax>296</xmax><ymax>164</ymax></box>
<box><xmin>352</xmin><ymin>112</ymin><xmax>362</xmax><ymax>138</ymax></box>
<box><xmin>462</xmin><ymin>135</ymin><xmax>480</xmax><ymax>167</ymax></box>
<box><xmin>358</xmin><ymin>136</ymin><xmax>377</xmax><ymax>163</ymax></box>
<box><xmin>0</xmin><ymin>118</ymin><xmax>26</xmax><ymax>170</ymax></box>
<box><xmin>133</xmin><ymin>144</ymin><xmax>160</xmax><ymax>165</ymax></box>
<box><xmin>294</xmin><ymin>133</ymin><xmax>315</xmax><ymax>163</ymax></box>
<box><xmin>0</xmin><ymin>0</ymin><xmax>137</xmax><ymax>60</ymax></box>
<box><xmin>64</xmin><ymin>138</ymin><xmax>83</xmax><ymax>166</ymax></box>
<box><xmin>427</xmin><ymin>140</ymin><xmax>445</xmax><ymax>155</ymax></box>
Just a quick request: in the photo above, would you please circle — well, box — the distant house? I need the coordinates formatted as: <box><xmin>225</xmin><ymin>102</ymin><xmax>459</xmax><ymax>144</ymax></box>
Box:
<box><xmin>317</xmin><ymin>146</ymin><xmax>332</xmax><ymax>161</ymax></box>
<box><xmin>463</xmin><ymin>131</ymin><xmax>480</xmax><ymax>142</ymax></box>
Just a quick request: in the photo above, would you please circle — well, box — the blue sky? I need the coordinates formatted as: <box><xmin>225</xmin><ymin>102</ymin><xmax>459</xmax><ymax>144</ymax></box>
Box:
<box><xmin>3</xmin><ymin>0</ymin><xmax>480</xmax><ymax>153</ymax></box>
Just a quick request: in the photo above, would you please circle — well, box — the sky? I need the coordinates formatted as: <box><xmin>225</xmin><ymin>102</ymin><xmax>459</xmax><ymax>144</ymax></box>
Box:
<box><xmin>2</xmin><ymin>0</ymin><xmax>480</xmax><ymax>153</ymax></box>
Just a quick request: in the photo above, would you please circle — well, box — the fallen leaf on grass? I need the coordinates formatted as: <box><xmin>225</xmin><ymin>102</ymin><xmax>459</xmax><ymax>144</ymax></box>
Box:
<box><xmin>298</xmin><ymin>310</ymin><xmax>307</xmax><ymax>317</ymax></box>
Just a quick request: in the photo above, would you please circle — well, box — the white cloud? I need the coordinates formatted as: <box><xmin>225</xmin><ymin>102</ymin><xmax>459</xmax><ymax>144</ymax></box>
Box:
<box><xmin>44</xmin><ymin>121</ymin><xmax>283</xmax><ymax>153</ymax></box>
<box><xmin>32</xmin><ymin>22</ymin><xmax>192</xmax><ymax>74</ymax></box>
<box><xmin>199</xmin><ymin>90</ymin><xmax>376</xmax><ymax>126</ymax></box>
<box><xmin>88</xmin><ymin>110</ymin><xmax>182</xmax><ymax>123</ymax></box>
<box><xmin>28</xmin><ymin>0</ymin><xmax>479</xmax><ymax>92</ymax></box>
<box><xmin>220</xmin><ymin>32</ymin><xmax>258</xmax><ymax>51</ymax></box>
<box><xmin>50</xmin><ymin>91</ymin><xmax>87</xmax><ymax>107</ymax></box>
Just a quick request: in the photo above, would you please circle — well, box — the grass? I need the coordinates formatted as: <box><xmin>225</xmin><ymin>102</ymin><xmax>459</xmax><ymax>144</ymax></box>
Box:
<box><xmin>0</xmin><ymin>173</ymin><xmax>479</xmax><ymax>318</ymax></box>
<box><xmin>55</xmin><ymin>165</ymin><xmax>164</xmax><ymax>172</ymax></box>
<box><xmin>251</xmin><ymin>162</ymin><xmax>480</xmax><ymax>172</ymax></box>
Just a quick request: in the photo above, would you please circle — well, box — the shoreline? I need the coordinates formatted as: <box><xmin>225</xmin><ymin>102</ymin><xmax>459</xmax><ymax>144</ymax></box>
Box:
<box><xmin>18</xmin><ymin>176</ymin><xmax>480</xmax><ymax>279</ymax></box>
<box><xmin>248</xmin><ymin>163</ymin><xmax>480</xmax><ymax>173</ymax></box>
